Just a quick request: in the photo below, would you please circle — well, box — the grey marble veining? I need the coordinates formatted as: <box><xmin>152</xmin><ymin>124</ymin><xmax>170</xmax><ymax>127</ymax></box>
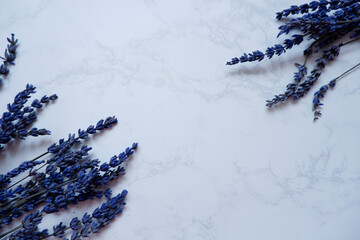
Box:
<box><xmin>0</xmin><ymin>0</ymin><xmax>359</xmax><ymax>239</ymax></box>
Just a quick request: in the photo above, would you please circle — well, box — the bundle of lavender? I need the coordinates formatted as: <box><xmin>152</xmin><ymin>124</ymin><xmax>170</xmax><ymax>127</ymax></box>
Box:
<box><xmin>0</xmin><ymin>119</ymin><xmax>138</xmax><ymax>239</ymax></box>
<box><xmin>0</xmin><ymin>34</ymin><xmax>56</xmax><ymax>152</ymax></box>
<box><xmin>227</xmin><ymin>0</ymin><xmax>360</xmax><ymax>120</ymax></box>
<box><xmin>0</xmin><ymin>34</ymin><xmax>138</xmax><ymax>239</ymax></box>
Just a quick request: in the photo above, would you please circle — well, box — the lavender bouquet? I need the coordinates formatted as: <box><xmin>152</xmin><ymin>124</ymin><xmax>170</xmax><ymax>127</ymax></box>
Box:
<box><xmin>0</xmin><ymin>34</ymin><xmax>138</xmax><ymax>239</ymax></box>
<box><xmin>227</xmin><ymin>0</ymin><xmax>360</xmax><ymax>120</ymax></box>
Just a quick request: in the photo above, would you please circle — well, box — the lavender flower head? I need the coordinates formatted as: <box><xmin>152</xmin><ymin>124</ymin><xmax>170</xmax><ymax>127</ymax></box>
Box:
<box><xmin>227</xmin><ymin>0</ymin><xmax>360</xmax><ymax>120</ymax></box>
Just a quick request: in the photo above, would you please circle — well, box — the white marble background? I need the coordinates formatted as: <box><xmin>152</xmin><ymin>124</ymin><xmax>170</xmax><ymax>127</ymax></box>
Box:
<box><xmin>0</xmin><ymin>0</ymin><xmax>360</xmax><ymax>239</ymax></box>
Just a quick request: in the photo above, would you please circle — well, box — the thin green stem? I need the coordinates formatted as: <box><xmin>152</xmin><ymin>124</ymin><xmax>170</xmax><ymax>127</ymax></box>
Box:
<box><xmin>333</xmin><ymin>17</ymin><xmax>360</xmax><ymax>24</ymax></box>
<box><xmin>302</xmin><ymin>31</ymin><xmax>340</xmax><ymax>65</ymax></box>
<box><xmin>0</xmin><ymin>177</ymin><xmax>77</xmax><ymax>213</ymax></box>
<box><xmin>5</xmin><ymin>162</ymin><xmax>48</xmax><ymax>190</ymax></box>
<box><xmin>38</xmin><ymin>227</ymin><xmax>71</xmax><ymax>239</ymax></box>
<box><xmin>342</xmin><ymin>37</ymin><xmax>360</xmax><ymax>46</ymax></box>
<box><xmin>4</xmin><ymin>138</ymin><xmax>79</xmax><ymax>190</ymax></box>
<box><xmin>0</xmin><ymin>224</ymin><xmax>22</xmax><ymax>239</ymax></box>
<box><xmin>301</xmin><ymin>16</ymin><xmax>360</xmax><ymax>25</ymax></box>
<box><xmin>303</xmin><ymin>53</ymin><xmax>310</xmax><ymax>66</ymax></box>
<box><xmin>0</xmin><ymin>152</ymin><xmax>48</xmax><ymax>191</ymax></box>
<box><xmin>31</xmin><ymin>151</ymin><xmax>49</xmax><ymax>162</ymax></box>
<box><xmin>335</xmin><ymin>62</ymin><xmax>360</xmax><ymax>81</ymax></box>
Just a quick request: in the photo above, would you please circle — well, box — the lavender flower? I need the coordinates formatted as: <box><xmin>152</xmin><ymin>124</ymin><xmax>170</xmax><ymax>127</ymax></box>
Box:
<box><xmin>0</xmin><ymin>34</ymin><xmax>18</xmax><ymax>85</ymax></box>
<box><xmin>4</xmin><ymin>190</ymin><xmax>128</xmax><ymax>240</ymax></box>
<box><xmin>0</xmin><ymin>133</ymin><xmax>137</xmax><ymax>227</ymax></box>
<box><xmin>312</xmin><ymin>60</ymin><xmax>360</xmax><ymax>120</ymax></box>
<box><xmin>0</xmin><ymin>33</ymin><xmax>138</xmax><ymax>240</ymax></box>
<box><xmin>0</xmin><ymin>84</ymin><xmax>57</xmax><ymax>151</ymax></box>
<box><xmin>313</xmin><ymin>83</ymin><xmax>331</xmax><ymax>120</ymax></box>
<box><xmin>266</xmin><ymin>63</ymin><xmax>307</xmax><ymax>108</ymax></box>
<box><xmin>227</xmin><ymin>1</ymin><xmax>360</xmax><ymax>119</ymax></box>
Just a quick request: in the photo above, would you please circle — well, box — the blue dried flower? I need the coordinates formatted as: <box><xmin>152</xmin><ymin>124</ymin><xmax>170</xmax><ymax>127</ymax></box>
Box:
<box><xmin>53</xmin><ymin>222</ymin><xmax>67</xmax><ymax>238</ymax></box>
<box><xmin>227</xmin><ymin>1</ymin><xmax>360</xmax><ymax>119</ymax></box>
<box><xmin>4</xmin><ymin>190</ymin><xmax>129</xmax><ymax>239</ymax></box>
<box><xmin>7</xmin><ymin>33</ymin><xmax>18</xmax><ymax>46</ymax></box>
<box><xmin>70</xmin><ymin>217</ymin><xmax>81</xmax><ymax>231</ymax></box>
<box><xmin>0</xmin><ymin>34</ymin><xmax>17</xmax><ymax>86</ymax></box>
<box><xmin>0</xmin><ymin>31</ymin><xmax>138</xmax><ymax>240</ymax></box>
<box><xmin>0</xmin><ymin>84</ymin><xmax>57</xmax><ymax>150</ymax></box>
<box><xmin>0</xmin><ymin>63</ymin><xmax>9</xmax><ymax>75</ymax></box>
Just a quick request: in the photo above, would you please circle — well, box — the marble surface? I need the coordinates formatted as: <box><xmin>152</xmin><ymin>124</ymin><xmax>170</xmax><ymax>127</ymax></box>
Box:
<box><xmin>1</xmin><ymin>0</ymin><xmax>360</xmax><ymax>239</ymax></box>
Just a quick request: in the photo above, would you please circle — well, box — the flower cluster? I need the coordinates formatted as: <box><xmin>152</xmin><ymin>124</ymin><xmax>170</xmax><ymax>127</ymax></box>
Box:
<box><xmin>0</xmin><ymin>84</ymin><xmax>58</xmax><ymax>151</ymax></box>
<box><xmin>227</xmin><ymin>0</ymin><xmax>360</xmax><ymax>120</ymax></box>
<box><xmin>0</xmin><ymin>116</ymin><xmax>136</xmax><ymax>221</ymax></box>
<box><xmin>0</xmin><ymin>117</ymin><xmax>138</xmax><ymax>238</ymax></box>
<box><xmin>265</xmin><ymin>43</ymin><xmax>342</xmax><ymax>108</ymax></box>
<box><xmin>0</xmin><ymin>34</ymin><xmax>17</xmax><ymax>85</ymax></box>
<box><xmin>313</xmin><ymin>79</ymin><xmax>335</xmax><ymax>120</ymax></box>
<box><xmin>0</xmin><ymin>33</ymin><xmax>138</xmax><ymax>239</ymax></box>
<box><xmin>0</xmin><ymin>34</ymin><xmax>58</xmax><ymax>151</ymax></box>
<box><xmin>2</xmin><ymin>190</ymin><xmax>128</xmax><ymax>239</ymax></box>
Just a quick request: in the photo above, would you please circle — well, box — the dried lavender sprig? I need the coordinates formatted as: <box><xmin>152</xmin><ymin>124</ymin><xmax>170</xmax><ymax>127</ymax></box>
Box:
<box><xmin>293</xmin><ymin>36</ymin><xmax>360</xmax><ymax>99</ymax></box>
<box><xmin>3</xmin><ymin>190</ymin><xmax>127</xmax><ymax>240</ymax></box>
<box><xmin>277</xmin><ymin>2</ymin><xmax>360</xmax><ymax>39</ymax></box>
<box><xmin>47</xmin><ymin>116</ymin><xmax>118</xmax><ymax>154</ymax></box>
<box><xmin>0</xmin><ymin>116</ymin><xmax>119</xmax><ymax>190</ymax></box>
<box><xmin>0</xmin><ymin>145</ymin><xmax>91</xmax><ymax>192</ymax></box>
<box><xmin>313</xmin><ymin>61</ymin><xmax>360</xmax><ymax>120</ymax></box>
<box><xmin>0</xmin><ymin>34</ymin><xmax>18</xmax><ymax>85</ymax></box>
<box><xmin>0</xmin><ymin>210</ymin><xmax>47</xmax><ymax>239</ymax></box>
<box><xmin>226</xmin><ymin>34</ymin><xmax>305</xmax><ymax>65</ymax></box>
<box><xmin>0</xmin><ymin>84</ymin><xmax>57</xmax><ymax>151</ymax></box>
<box><xmin>0</xmin><ymin>160</ymin><xmax>45</xmax><ymax>188</ymax></box>
<box><xmin>0</xmin><ymin>143</ymin><xmax>137</xmax><ymax>227</ymax></box>
<box><xmin>0</xmin><ymin>210</ymin><xmax>42</xmax><ymax>239</ymax></box>
<box><xmin>266</xmin><ymin>42</ymin><xmax>342</xmax><ymax>107</ymax></box>
<box><xmin>6</xmin><ymin>34</ymin><xmax>18</xmax><ymax>47</ymax></box>
<box><xmin>266</xmin><ymin>63</ymin><xmax>307</xmax><ymax>107</ymax></box>
<box><xmin>228</xmin><ymin>1</ymin><xmax>360</xmax><ymax>65</ymax></box>
<box><xmin>66</xmin><ymin>190</ymin><xmax>128</xmax><ymax>239</ymax></box>
<box><xmin>275</xmin><ymin>0</ymin><xmax>353</xmax><ymax>20</ymax></box>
